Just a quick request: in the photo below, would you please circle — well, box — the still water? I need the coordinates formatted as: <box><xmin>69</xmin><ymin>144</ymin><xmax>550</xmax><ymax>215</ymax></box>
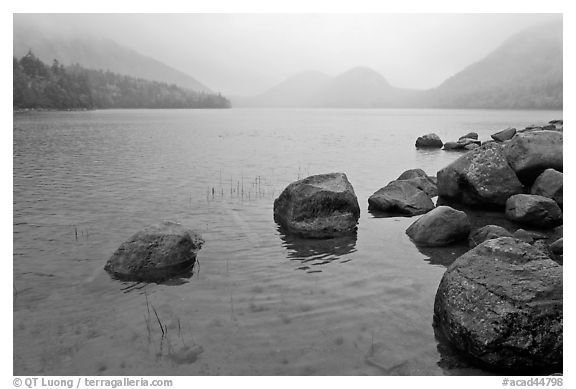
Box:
<box><xmin>13</xmin><ymin>108</ymin><xmax>561</xmax><ymax>375</ymax></box>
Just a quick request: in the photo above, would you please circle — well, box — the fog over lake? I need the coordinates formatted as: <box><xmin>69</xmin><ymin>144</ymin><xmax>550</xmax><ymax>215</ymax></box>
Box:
<box><xmin>13</xmin><ymin>13</ymin><xmax>561</xmax><ymax>96</ymax></box>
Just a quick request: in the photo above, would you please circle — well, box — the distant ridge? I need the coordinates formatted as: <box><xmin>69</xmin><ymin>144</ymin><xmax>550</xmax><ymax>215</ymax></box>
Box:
<box><xmin>427</xmin><ymin>21</ymin><xmax>562</xmax><ymax>109</ymax></box>
<box><xmin>13</xmin><ymin>20</ymin><xmax>213</xmax><ymax>93</ymax></box>
<box><xmin>235</xmin><ymin>21</ymin><xmax>562</xmax><ymax>109</ymax></box>
<box><xmin>235</xmin><ymin>67</ymin><xmax>419</xmax><ymax>108</ymax></box>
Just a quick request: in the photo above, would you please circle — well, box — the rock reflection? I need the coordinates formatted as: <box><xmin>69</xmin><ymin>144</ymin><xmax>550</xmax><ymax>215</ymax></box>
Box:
<box><xmin>277</xmin><ymin>227</ymin><xmax>357</xmax><ymax>273</ymax></box>
<box><xmin>118</xmin><ymin>263</ymin><xmax>196</xmax><ymax>292</ymax></box>
<box><xmin>433</xmin><ymin>315</ymin><xmax>562</xmax><ymax>376</ymax></box>
<box><xmin>416</xmin><ymin>244</ymin><xmax>469</xmax><ymax>267</ymax></box>
<box><xmin>368</xmin><ymin>208</ymin><xmax>418</xmax><ymax>218</ymax></box>
<box><xmin>432</xmin><ymin>316</ymin><xmax>488</xmax><ymax>375</ymax></box>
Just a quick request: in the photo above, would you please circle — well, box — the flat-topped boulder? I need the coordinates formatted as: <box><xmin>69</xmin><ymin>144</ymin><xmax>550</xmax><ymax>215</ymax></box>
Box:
<box><xmin>531</xmin><ymin>169</ymin><xmax>563</xmax><ymax>208</ymax></box>
<box><xmin>406</xmin><ymin>206</ymin><xmax>471</xmax><ymax>247</ymax></box>
<box><xmin>368</xmin><ymin>180</ymin><xmax>434</xmax><ymax>216</ymax></box>
<box><xmin>434</xmin><ymin>237</ymin><xmax>563</xmax><ymax>371</ymax></box>
<box><xmin>505</xmin><ymin>194</ymin><xmax>562</xmax><ymax>228</ymax></box>
<box><xmin>273</xmin><ymin>173</ymin><xmax>360</xmax><ymax>238</ymax></box>
<box><xmin>504</xmin><ymin>130</ymin><xmax>563</xmax><ymax>184</ymax></box>
<box><xmin>437</xmin><ymin>142</ymin><xmax>524</xmax><ymax>207</ymax></box>
<box><xmin>415</xmin><ymin>133</ymin><xmax>443</xmax><ymax>148</ymax></box>
<box><xmin>105</xmin><ymin>221</ymin><xmax>204</xmax><ymax>282</ymax></box>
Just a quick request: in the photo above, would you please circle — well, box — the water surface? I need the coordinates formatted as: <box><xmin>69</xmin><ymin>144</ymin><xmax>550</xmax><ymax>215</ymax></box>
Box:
<box><xmin>13</xmin><ymin>108</ymin><xmax>561</xmax><ymax>375</ymax></box>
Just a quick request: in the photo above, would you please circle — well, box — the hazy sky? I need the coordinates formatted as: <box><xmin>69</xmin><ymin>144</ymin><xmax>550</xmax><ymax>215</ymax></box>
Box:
<box><xmin>15</xmin><ymin>13</ymin><xmax>562</xmax><ymax>95</ymax></box>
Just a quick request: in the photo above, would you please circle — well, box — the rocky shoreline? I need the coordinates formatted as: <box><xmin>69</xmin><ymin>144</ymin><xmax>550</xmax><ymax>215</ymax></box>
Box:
<box><xmin>270</xmin><ymin>118</ymin><xmax>563</xmax><ymax>373</ymax></box>
<box><xmin>104</xmin><ymin>118</ymin><xmax>562</xmax><ymax>373</ymax></box>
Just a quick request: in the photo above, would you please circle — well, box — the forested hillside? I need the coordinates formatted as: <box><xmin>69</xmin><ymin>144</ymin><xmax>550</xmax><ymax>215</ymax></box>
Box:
<box><xmin>13</xmin><ymin>51</ymin><xmax>230</xmax><ymax>110</ymax></box>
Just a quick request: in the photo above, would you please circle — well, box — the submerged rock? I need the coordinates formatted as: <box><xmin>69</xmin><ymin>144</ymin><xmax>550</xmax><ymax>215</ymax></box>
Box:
<box><xmin>531</xmin><ymin>169</ymin><xmax>563</xmax><ymax>208</ymax></box>
<box><xmin>406</xmin><ymin>206</ymin><xmax>471</xmax><ymax>247</ymax></box>
<box><xmin>415</xmin><ymin>133</ymin><xmax>443</xmax><ymax>148</ymax></box>
<box><xmin>505</xmin><ymin>194</ymin><xmax>562</xmax><ymax>228</ymax></box>
<box><xmin>468</xmin><ymin>225</ymin><xmax>513</xmax><ymax>248</ymax></box>
<box><xmin>105</xmin><ymin>221</ymin><xmax>204</xmax><ymax>282</ymax></box>
<box><xmin>437</xmin><ymin>142</ymin><xmax>524</xmax><ymax>207</ymax></box>
<box><xmin>504</xmin><ymin>130</ymin><xmax>563</xmax><ymax>184</ymax></box>
<box><xmin>368</xmin><ymin>180</ymin><xmax>434</xmax><ymax>216</ymax></box>
<box><xmin>434</xmin><ymin>237</ymin><xmax>562</xmax><ymax>371</ymax></box>
<box><xmin>491</xmin><ymin>127</ymin><xmax>517</xmax><ymax>142</ymax></box>
<box><xmin>273</xmin><ymin>173</ymin><xmax>360</xmax><ymax>238</ymax></box>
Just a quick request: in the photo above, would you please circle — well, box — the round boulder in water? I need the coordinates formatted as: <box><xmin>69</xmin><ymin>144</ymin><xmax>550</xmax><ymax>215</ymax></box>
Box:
<box><xmin>434</xmin><ymin>237</ymin><xmax>562</xmax><ymax>371</ymax></box>
<box><xmin>105</xmin><ymin>221</ymin><xmax>204</xmax><ymax>282</ymax></box>
<box><xmin>406</xmin><ymin>206</ymin><xmax>471</xmax><ymax>247</ymax></box>
<box><xmin>273</xmin><ymin>173</ymin><xmax>360</xmax><ymax>239</ymax></box>
<box><xmin>415</xmin><ymin>133</ymin><xmax>443</xmax><ymax>148</ymax></box>
<box><xmin>368</xmin><ymin>180</ymin><xmax>434</xmax><ymax>216</ymax></box>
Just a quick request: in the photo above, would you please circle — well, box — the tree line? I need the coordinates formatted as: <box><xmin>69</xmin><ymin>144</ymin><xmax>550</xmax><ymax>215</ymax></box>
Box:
<box><xmin>13</xmin><ymin>51</ymin><xmax>231</xmax><ymax>110</ymax></box>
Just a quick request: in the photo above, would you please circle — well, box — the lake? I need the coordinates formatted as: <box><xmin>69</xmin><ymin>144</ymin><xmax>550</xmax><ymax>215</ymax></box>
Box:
<box><xmin>13</xmin><ymin>108</ymin><xmax>561</xmax><ymax>375</ymax></box>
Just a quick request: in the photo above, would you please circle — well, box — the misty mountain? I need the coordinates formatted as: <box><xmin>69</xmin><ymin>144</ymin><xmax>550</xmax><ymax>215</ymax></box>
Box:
<box><xmin>13</xmin><ymin>20</ymin><xmax>213</xmax><ymax>94</ymax></box>
<box><xmin>235</xmin><ymin>67</ymin><xmax>419</xmax><ymax>108</ymax></box>
<box><xmin>234</xmin><ymin>70</ymin><xmax>331</xmax><ymax>107</ymax></box>
<box><xmin>427</xmin><ymin>22</ymin><xmax>562</xmax><ymax>109</ymax></box>
<box><xmin>236</xmin><ymin>22</ymin><xmax>562</xmax><ymax>109</ymax></box>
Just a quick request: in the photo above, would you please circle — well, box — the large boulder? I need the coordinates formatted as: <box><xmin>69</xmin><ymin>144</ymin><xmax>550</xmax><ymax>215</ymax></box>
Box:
<box><xmin>273</xmin><ymin>173</ymin><xmax>360</xmax><ymax>238</ymax></box>
<box><xmin>437</xmin><ymin>142</ymin><xmax>524</xmax><ymax>207</ymax></box>
<box><xmin>415</xmin><ymin>133</ymin><xmax>443</xmax><ymax>148</ymax></box>
<box><xmin>491</xmin><ymin>127</ymin><xmax>517</xmax><ymax>142</ymax></box>
<box><xmin>531</xmin><ymin>169</ymin><xmax>563</xmax><ymax>208</ymax></box>
<box><xmin>468</xmin><ymin>224</ymin><xmax>513</xmax><ymax>248</ymax></box>
<box><xmin>505</xmin><ymin>194</ymin><xmax>562</xmax><ymax>228</ymax></box>
<box><xmin>504</xmin><ymin>130</ymin><xmax>563</xmax><ymax>184</ymax></box>
<box><xmin>368</xmin><ymin>180</ymin><xmax>434</xmax><ymax>216</ymax></box>
<box><xmin>406</xmin><ymin>206</ymin><xmax>471</xmax><ymax>247</ymax></box>
<box><xmin>396</xmin><ymin>169</ymin><xmax>437</xmax><ymax>197</ymax></box>
<box><xmin>105</xmin><ymin>221</ymin><xmax>204</xmax><ymax>282</ymax></box>
<box><xmin>434</xmin><ymin>237</ymin><xmax>563</xmax><ymax>371</ymax></box>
